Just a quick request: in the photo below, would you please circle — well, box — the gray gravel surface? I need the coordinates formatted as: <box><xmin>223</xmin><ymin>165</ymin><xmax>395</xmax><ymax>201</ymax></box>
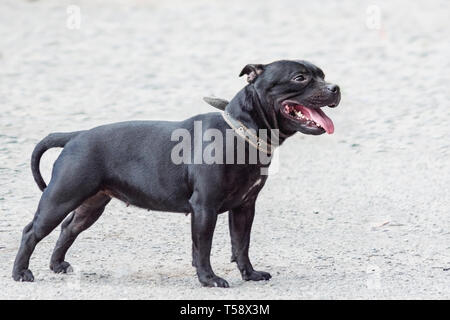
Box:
<box><xmin>0</xmin><ymin>0</ymin><xmax>449</xmax><ymax>299</ymax></box>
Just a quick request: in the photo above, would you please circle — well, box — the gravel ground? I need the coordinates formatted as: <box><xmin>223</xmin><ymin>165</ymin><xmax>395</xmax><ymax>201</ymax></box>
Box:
<box><xmin>0</xmin><ymin>0</ymin><xmax>449</xmax><ymax>299</ymax></box>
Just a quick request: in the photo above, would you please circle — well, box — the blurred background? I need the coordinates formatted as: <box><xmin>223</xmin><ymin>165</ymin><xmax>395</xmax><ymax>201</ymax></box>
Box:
<box><xmin>0</xmin><ymin>0</ymin><xmax>449</xmax><ymax>299</ymax></box>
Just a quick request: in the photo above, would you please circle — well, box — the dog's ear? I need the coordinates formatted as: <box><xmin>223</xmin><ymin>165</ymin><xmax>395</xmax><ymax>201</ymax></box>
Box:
<box><xmin>239</xmin><ymin>64</ymin><xmax>264</xmax><ymax>83</ymax></box>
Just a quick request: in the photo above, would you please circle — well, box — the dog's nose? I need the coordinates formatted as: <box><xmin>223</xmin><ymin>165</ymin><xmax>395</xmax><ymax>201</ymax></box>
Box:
<box><xmin>327</xmin><ymin>84</ymin><xmax>339</xmax><ymax>94</ymax></box>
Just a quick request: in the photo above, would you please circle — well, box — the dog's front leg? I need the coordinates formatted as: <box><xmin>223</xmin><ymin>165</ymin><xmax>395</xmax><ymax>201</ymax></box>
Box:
<box><xmin>190</xmin><ymin>199</ymin><xmax>229</xmax><ymax>288</ymax></box>
<box><xmin>229</xmin><ymin>200</ymin><xmax>272</xmax><ymax>281</ymax></box>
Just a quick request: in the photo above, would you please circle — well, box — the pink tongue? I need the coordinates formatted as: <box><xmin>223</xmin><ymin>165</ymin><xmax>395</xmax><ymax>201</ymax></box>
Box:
<box><xmin>298</xmin><ymin>106</ymin><xmax>334</xmax><ymax>134</ymax></box>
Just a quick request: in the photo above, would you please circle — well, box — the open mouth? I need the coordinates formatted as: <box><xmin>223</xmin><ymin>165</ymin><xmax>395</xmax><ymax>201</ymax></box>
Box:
<box><xmin>281</xmin><ymin>102</ymin><xmax>335</xmax><ymax>134</ymax></box>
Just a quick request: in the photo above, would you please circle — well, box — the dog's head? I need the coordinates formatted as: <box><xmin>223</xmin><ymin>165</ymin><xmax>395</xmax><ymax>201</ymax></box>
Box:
<box><xmin>240</xmin><ymin>60</ymin><xmax>341</xmax><ymax>135</ymax></box>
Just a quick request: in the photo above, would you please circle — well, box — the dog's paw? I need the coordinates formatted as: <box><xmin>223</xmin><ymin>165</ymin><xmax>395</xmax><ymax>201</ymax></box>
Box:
<box><xmin>199</xmin><ymin>275</ymin><xmax>230</xmax><ymax>288</ymax></box>
<box><xmin>242</xmin><ymin>270</ymin><xmax>272</xmax><ymax>281</ymax></box>
<box><xmin>12</xmin><ymin>269</ymin><xmax>34</xmax><ymax>282</ymax></box>
<box><xmin>50</xmin><ymin>261</ymin><xmax>73</xmax><ymax>274</ymax></box>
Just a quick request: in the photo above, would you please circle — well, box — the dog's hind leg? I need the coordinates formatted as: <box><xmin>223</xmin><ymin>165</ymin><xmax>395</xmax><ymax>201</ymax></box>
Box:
<box><xmin>12</xmin><ymin>157</ymin><xmax>102</xmax><ymax>282</ymax></box>
<box><xmin>50</xmin><ymin>192</ymin><xmax>111</xmax><ymax>274</ymax></box>
<box><xmin>12</xmin><ymin>190</ymin><xmax>92</xmax><ymax>282</ymax></box>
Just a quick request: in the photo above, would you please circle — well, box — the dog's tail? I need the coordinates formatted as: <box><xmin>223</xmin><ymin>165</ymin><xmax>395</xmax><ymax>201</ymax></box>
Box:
<box><xmin>31</xmin><ymin>131</ymin><xmax>84</xmax><ymax>191</ymax></box>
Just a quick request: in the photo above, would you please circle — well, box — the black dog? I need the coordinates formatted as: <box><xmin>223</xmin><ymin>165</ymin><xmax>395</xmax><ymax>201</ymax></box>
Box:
<box><xmin>12</xmin><ymin>60</ymin><xmax>340</xmax><ymax>287</ymax></box>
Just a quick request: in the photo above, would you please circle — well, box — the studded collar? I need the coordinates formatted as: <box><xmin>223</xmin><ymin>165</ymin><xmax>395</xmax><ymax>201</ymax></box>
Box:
<box><xmin>221</xmin><ymin>111</ymin><xmax>277</xmax><ymax>155</ymax></box>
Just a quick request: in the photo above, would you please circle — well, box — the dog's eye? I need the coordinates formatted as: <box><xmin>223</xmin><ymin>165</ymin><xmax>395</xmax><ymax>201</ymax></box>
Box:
<box><xmin>292</xmin><ymin>75</ymin><xmax>306</xmax><ymax>82</ymax></box>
